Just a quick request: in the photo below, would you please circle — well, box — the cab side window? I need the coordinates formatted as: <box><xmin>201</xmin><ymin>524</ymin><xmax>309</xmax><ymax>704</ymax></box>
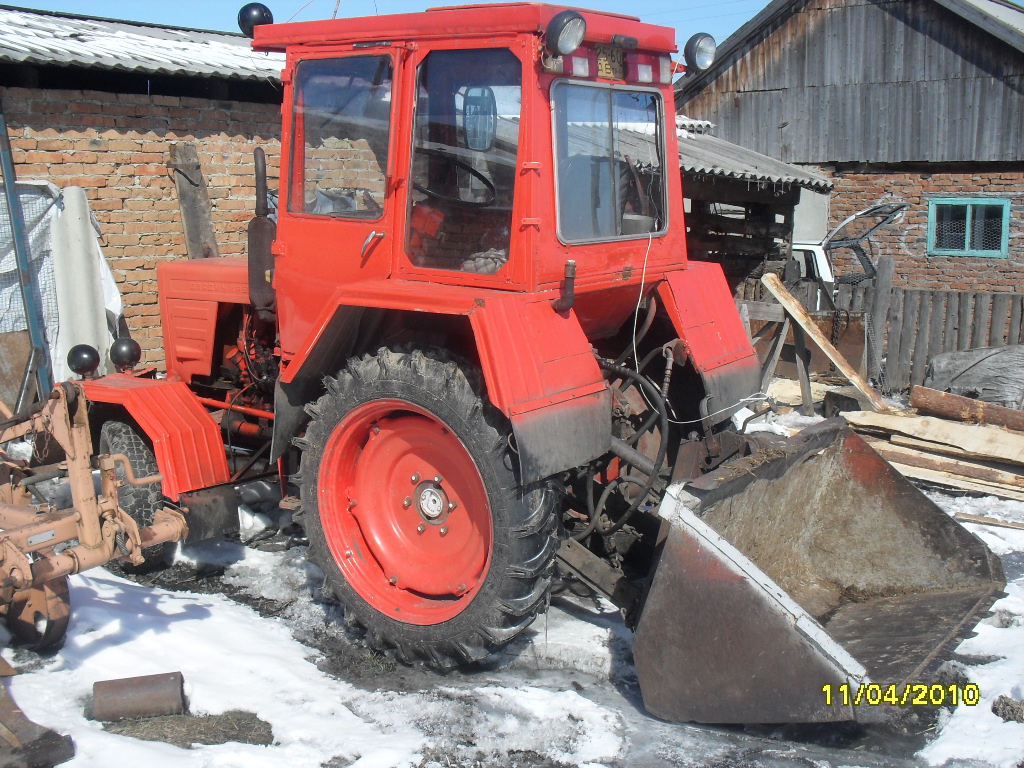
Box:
<box><xmin>290</xmin><ymin>56</ymin><xmax>393</xmax><ymax>218</ymax></box>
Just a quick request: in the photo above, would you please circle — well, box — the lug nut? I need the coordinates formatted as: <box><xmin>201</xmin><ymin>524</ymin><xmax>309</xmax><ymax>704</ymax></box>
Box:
<box><xmin>417</xmin><ymin>524</ymin><xmax>426</xmax><ymax>533</ymax></box>
<box><xmin>411</xmin><ymin>473</ymin><xmax>421</xmax><ymax>483</ymax></box>
<box><xmin>434</xmin><ymin>475</ymin><xmax>443</xmax><ymax>483</ymax></box>
<box><xmin>372</xmin><ymin>425</ymin><xmax>381</xmax><ymax>435</ymax></box>
<box><xmin>448</xmin><ymin>501</ymin><xmax>458</xmax><ymax>510</ymax></box>
<box><xmin>403</xmin><ymin>497</ymin><xmax>412</xmax><ymax>508</ymax></box>
<box><xmin>389</xmin><ymin>576</ymin><xmax>398</xmax><ymax>585</ymax></box>
<box><xmin>440</xmin><ymin>526</ymin><xmax>448</xmax><ymax>536</ymax></box>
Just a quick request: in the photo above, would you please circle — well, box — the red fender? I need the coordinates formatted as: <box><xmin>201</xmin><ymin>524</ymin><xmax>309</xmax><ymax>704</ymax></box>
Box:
<box><xmin>279</xmin><ymin>279</ymin><xmax>611</xmax><ymax>484</ymax></box>
<box><xmin>82</xmin><ymin>374</ymin><xmax>230</xmax><ymax>500</ymax></box>
<box><xmin>657</xmin><ymin>263</ymin><xmax>762</xmax><ymax>423</ymax></box>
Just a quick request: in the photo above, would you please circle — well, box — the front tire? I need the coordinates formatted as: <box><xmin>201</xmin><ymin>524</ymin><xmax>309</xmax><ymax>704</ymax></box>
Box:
<box><xmin>99</xmin><ymin>420</ymin><xmax>165</xmax><ymax>568</ymax></box>
<box><xmin>299</xmin><ymin>348</ymin><xmax>556</xmax><ymax>668</ymax></box>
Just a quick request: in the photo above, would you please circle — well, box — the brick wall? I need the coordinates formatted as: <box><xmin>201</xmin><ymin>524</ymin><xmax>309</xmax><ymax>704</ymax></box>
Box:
<box><xmin>0</xmin><ymin>85</ymin><xmax>281</xmax><ymax>368</ymax></box>
<box><xmin>822</xmin><ymin>167</ymin><xmax>1024</xmax><ymax>292</ymax></box>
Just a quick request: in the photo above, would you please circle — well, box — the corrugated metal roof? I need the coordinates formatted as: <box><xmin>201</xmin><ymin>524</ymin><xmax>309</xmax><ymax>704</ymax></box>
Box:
<box><xmin>0</xmin><ymin>5</ymin><xmax>283</xmax><ymax>81</ymax></box>
<box><xmin>677</xmin><ymin>124</ymin><xmax>833</xmax><ymax>192</ymax></box>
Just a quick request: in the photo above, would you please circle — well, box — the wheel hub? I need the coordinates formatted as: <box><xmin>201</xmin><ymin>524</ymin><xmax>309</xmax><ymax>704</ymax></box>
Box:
<box><xmin>415</xmin><ymin>480</ymin><xmax>450</xmax><ymax>523</ymax></box>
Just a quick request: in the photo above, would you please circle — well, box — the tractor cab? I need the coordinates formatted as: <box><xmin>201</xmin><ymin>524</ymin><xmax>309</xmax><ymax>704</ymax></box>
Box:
<box><xmin>250</xmin><ymin>4</ymin><xmax>695</xmax><ymax>359</ymax></box>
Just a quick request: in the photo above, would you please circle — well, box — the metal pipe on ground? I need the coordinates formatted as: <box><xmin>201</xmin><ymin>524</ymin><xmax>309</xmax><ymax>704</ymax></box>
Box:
<box><xmin>88</xmin><ymin>672</ymin><xmax>188</xmax><ymax>722</ymax></box>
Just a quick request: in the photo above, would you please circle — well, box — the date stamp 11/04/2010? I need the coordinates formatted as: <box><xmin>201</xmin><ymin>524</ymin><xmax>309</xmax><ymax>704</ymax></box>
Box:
<box><xmin>823</xmin><ymin>683</ymin><xmax>981</xmax><ymax>707</ymax></box>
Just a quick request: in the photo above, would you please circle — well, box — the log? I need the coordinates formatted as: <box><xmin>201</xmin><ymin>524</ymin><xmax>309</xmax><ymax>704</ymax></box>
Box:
<box><xmin>761</xmin><ymin>274</ymin><xmax>892</xmax><ymax>412</ymax></box>
<box><xmin>910</xmin><ymin>385</ymin><xmax>1024</xmax><ymax>433</ymax></box>
<box><xmin>843</xmin><ymin>410</ymin><xmax>1024</xmax><ymax>467</ymax></box>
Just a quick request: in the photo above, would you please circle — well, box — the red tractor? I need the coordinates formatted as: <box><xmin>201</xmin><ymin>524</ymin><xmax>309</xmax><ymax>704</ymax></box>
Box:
<box><xmin>62</xmin><ymin>3</ymin><xmax>1002</xmax><ymax>724</ymax></box>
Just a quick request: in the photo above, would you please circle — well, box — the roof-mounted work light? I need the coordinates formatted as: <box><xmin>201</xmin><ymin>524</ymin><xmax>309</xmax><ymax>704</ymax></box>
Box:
<box><xmin>683</xmin><ymin>33</ymin><xmax>716</xmax><ymax>72</ymax></box>
<box><xmin>545</xmin><ymin>10</ymin><xmax>587</xmax><ymax>56</ymax></box>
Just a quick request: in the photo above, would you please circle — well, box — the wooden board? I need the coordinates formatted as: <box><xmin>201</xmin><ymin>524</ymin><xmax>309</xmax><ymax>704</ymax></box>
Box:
<box><xmin>844</xmin><ymin>410</ymin><xmax>1024</xmax><ymax>467</ymax></box>
<box><xmin>890</xmin><ymin>434</ymin><xmax>1023</xmax><ymax>469</ymax></box>
<box><xmin>954</xmin><ymin>513</ymin><xmax>1024</xmax><ymax>531</ymax></box>
<box><xmin>867</xmin><ymin>439</ymin><xmax>1024</xmax><ymax>491</ymax></box>
<box><xmin>971</xmin><ymin>293</ymin><xmax>991</xmax><ymax>349</ymax></box>
<box><xmin>761</xmin><ymin>274</ymin><xmax>890</xmax><ymax>412</ymax></box>
<box><xmin>957</xmin><ymin>292</ymin><xmax>973</xmax><ymax>351</ymax></box>
<box><xmin>991</xmin><ymin>293</ymin><xmax>1012</xmax><ymax>346</ymax></box>
<box><xmin>168</xmin><ymin>142</ymin><xmax>220</xmax><ymax>260</ymax></box>
<box><xmin>886</xmin><ymin>462</ymin><xmax>1024</xmax><ymax>502</ymax></box>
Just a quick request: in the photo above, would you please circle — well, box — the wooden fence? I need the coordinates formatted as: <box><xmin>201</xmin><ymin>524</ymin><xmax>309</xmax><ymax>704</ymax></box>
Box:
<box><xmin>739</xmin><ymin>271</ymin><xmax>1024</xmax><ymax>394</ymax></box>
<box><xmin>881</xmin><ymin>289</ymin><xmax>1024</xmax><ymax>392</ymax></box>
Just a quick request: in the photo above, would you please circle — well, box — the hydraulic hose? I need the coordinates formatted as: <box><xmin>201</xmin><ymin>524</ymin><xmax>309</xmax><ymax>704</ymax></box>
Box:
<box><xmin>593</xmin><ymin>358</ymin><xmax>670</xmax><ymax>538</ymax></box>
<box><xmin>613</xmin><ymin>297</ymin><xmax>657</xmax><ymax>367</ymax></box>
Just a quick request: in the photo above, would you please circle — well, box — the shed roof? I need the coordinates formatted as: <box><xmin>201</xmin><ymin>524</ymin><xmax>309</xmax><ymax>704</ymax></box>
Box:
<box><xmin>0</xmin><ymin>5</ymin><xmax>283</xmax><ymax>81</ymax></box>
<box><xmin>677</xmin><ymin>125</ymin><xmax>833</xmax><ymax>192</ymax></box>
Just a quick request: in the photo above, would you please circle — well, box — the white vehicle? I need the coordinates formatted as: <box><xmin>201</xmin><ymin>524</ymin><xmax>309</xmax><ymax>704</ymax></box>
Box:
<box><xmin>790</xmin><ymin>202</ymin><xmax>907</xmax><ymax>307</ymax></box>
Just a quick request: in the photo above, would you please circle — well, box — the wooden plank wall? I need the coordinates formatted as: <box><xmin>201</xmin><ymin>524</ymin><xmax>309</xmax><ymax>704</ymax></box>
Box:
<box><xmin>881</xmin><ymin>289</ymin><xmax>1024</xmax><ymax>392</ymax></box>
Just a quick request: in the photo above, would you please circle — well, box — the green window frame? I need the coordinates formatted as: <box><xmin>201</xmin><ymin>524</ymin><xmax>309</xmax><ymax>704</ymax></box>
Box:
<box><xmin>927</xmin><ymin>198</ymin><xmax>1010</xmax><ymax>258</ymax></box>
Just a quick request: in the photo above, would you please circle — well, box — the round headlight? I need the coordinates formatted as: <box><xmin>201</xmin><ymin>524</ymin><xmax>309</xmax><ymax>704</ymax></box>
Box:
<box><xmin>683</xmin><ymin>33</ymin><xmax>716</xmax><ymax>72</ymax></box>
<box><xmin>546</xmin><ymin>10</ymin><xmax>587</xmax><ymax>56</ymax></box>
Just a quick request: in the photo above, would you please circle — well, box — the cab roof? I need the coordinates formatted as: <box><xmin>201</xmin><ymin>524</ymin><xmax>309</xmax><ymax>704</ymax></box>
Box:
<box><xmin>252</xmin><ymin>3</ymin><xmax>676</xmax><ymax>54</ymax></box>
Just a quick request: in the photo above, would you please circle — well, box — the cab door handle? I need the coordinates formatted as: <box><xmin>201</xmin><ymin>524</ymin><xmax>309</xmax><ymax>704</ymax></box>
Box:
<box><xmin>361</xmin><ymin>230</ymin><xmax>385</xmax><ymax>257</ymax></box>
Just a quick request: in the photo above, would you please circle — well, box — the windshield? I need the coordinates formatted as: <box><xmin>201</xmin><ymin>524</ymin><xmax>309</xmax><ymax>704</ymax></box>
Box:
<box><xmin>553</xmin><ymin>82</ymin><xmax>666</xmax><ymax>242</ymax></box>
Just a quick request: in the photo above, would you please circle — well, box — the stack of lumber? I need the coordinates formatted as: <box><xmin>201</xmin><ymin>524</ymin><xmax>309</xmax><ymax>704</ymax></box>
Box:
<box><xmin>842</xmin><ymin>386</ymin><xmax>1024</xmax><ymax>516</ymax></box>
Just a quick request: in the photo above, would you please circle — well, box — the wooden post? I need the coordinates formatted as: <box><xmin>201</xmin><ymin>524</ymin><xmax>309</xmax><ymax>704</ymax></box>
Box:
<box><xmin>868</xmin><ymin>255</ymin><xmax>893</xmax><ymax>381</ymax></box>
<box><xmin>760</xmin><ymin>316</ymin><xmax>791</xmax><ymax>393</ymax></box>
<box><xmin>168</xmin><ymin>143</ymin><xmax>220</xmax><ymax>260</ymax></box>
<box><xmin>792</xmin><ymin>324</ymin><xmax>815</xmax><ymax>416</ymax></box>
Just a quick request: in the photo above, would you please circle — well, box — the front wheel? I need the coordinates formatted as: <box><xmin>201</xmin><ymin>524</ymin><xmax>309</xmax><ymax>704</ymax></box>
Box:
<box><xmin>299</xmin><ymin>348</ymin><xmax>556</xmax><ymax>668</ymax></box>
<box><xmin>99</xmin><ymin>420</ymin><xmax>165</xmax><ymax>568</ymax></box>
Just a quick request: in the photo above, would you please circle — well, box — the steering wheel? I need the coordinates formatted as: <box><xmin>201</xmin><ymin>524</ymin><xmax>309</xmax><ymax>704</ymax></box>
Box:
<box><xmin>412</xmin><ymin>146</ymin><xmax>496</xmax><ymax>207</ymax></box>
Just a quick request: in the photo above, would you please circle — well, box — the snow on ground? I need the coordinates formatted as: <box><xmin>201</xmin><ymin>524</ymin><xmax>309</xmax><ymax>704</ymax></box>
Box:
<box><xmin>918</xmin><ymin>493</ymin><xmax>1024</xmax><ymax>768</ymax></box>
<box><xmin>4</xmin><ymin>491</ymin><xmax>1024</xmax><ymax>767</ymax></box>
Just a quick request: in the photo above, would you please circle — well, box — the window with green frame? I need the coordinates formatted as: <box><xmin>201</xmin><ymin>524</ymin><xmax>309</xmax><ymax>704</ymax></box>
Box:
<box><xmin>927</xmin><ymin>198</ymin><xmax>1010</xmax><ymax>258</ymax></box>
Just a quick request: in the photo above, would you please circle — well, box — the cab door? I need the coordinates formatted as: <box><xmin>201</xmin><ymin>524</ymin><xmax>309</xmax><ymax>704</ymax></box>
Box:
<box><xmin>274</xmin><ymin>51</ymin><xmax>400</xmax><ymax>358</ymax></box>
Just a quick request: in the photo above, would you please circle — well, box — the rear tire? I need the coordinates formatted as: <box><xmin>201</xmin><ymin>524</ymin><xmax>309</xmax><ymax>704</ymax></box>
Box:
<box><xmin>99</xmin><ymin>420</ymin><xmax>165</xmax><ymax>568</ymax></box>
<box><xmin>299</xmin><ymin>347</ymin><xmax>557</xmax><ymax>668</ymax></box>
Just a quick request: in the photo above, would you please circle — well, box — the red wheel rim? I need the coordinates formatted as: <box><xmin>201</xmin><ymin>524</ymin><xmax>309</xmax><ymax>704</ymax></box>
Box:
<box><xmin>318</xmin><ymin>400</ymin><xmax>493</xmax><ymax>624</ymax></box>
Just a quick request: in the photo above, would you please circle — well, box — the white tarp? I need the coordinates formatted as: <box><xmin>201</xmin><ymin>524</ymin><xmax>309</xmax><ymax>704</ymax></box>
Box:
<box><xmin>0</xmin><ymin>181</ymin><xmax>122</xmax><ymax>384</ymax></box>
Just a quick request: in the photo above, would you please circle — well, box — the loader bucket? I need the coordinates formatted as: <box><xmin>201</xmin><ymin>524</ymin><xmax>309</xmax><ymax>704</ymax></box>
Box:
<box><xmin>633</xmin><ymin>420</ymin><xmax>1005</xmax><ymax>724</ymax></box>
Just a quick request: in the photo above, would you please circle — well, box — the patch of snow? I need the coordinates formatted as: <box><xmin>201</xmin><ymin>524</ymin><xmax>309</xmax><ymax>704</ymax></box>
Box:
<box><xmin>917</xmin><ymin>491</ymin><xmax>1024</xmax><ymax>768</ymax></box>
